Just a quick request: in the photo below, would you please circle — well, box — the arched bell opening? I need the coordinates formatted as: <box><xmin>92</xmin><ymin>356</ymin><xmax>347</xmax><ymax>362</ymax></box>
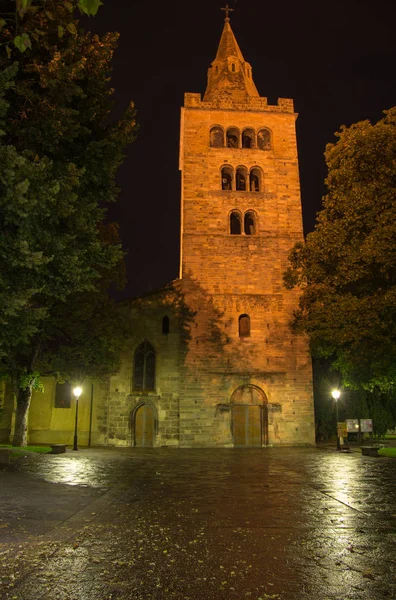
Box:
<box><xmin>257</xmin><ymin>128</ymin><xmax>271</xmax><ymax>150</ymax></box>
<box><xmin>249</xmin><ymin>167</ymin><xmax>262</xmax><ymax>192</ymax></box>
<box><xmin>242</xmin><ymin>128</ymin><xmax>255</xmax><ymax>149</ymax></box>
<box><xmin>244</xmin><ymin>211</ymin><xmax>256</xmax><ymax>235</ymax></box>
<box><xmin>221</xmin><ymin>165</ymin><xmax>233</xmax><ymax>190</ymax></box>
<box><xmin>210</xmin><ymin>125</ymin><xmax>224</xmax><ymax>148</ymax></box>
<box><xmin>236</xmin><ymin>166</ymin><xmax>248</xmax><ymax>191</ymax></box>
<box><xmin>230</xmin><ymin>210</ymin><xmax>242</xmax><ymax>235</ymax></box>
<box><xmin>226</xmin><ymin>127</ymin><xmax>240</xmax><ymax>148</ymax></box>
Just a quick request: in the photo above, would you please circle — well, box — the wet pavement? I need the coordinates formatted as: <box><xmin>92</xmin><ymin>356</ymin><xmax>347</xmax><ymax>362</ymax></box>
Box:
<box><xmin>0</xmin><ymin>446</ymin><xmax>395</xmax><ymax>600</ymax></box>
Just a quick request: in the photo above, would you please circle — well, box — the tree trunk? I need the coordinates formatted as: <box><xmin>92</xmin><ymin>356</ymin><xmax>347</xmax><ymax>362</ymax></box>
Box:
<box><xmin>12</xmin><ymin>386</ymin><xmax>33</xmax><ymax>447</ymax></box>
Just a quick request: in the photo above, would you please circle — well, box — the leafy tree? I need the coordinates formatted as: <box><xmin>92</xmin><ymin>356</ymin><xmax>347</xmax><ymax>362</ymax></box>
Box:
<box><xmin>36</xmin><ymin>223</ymin><xmax>128</xmax><ymax>385</ymax></box>
<box><xmin>313</xmin><ymin>358</ymin><xmax>396</xmax><ymax>440</ymax></box>
<box><xmin>366</xmin><ymin>388</ymin><xmax>396</xmax><ymax>437</ymax></box>
<box><xmin>311</xmin><ymin>358</ymin><xmax>342</xmax><ymax>441</ymax></box>
<box><xmin>2</xmin><ymin>1</ymin><xmax>104</xmax><ymax>57</ymax></box>
<box><xmin>40</xmin><ymin>292</ymin><xmax>125</xmax><ymax>383</ymax></box>
<box><xmin>0</xmin><ymin>1</ymin><xmax>137</xmax><ymax>445</ymax></box>
<box><xmin>284</xmin><ymin>108</ymin><xmax>396</xmax><ymax>392</ymax></box>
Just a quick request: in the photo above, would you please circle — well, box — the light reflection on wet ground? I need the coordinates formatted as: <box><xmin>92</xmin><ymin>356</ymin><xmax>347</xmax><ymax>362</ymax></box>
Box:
<box><xmin>0</xmin><ymin>447</ymin><xmax>395</xmax><ymax>599</ymax></box>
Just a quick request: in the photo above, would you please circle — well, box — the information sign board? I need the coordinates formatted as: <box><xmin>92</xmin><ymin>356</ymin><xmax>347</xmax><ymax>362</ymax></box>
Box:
<box><xmin>346</xmin><ymin>419</ymin><xmax>359</xmax><ymax>432</ymax></box>
<box><xmin>360</xmin><ymin>419</ymin><xmax>373</xmax><ymax>433</ymax></box>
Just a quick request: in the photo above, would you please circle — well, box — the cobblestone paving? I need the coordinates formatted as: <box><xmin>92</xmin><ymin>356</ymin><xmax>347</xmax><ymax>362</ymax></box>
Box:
<box><xmin>0</xmin><ymin>447</ymin><xmax>395</xmax><ymax>599</ymax></box>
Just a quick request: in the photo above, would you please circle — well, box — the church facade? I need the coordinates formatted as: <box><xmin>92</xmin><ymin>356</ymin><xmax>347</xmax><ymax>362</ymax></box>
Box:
<box><xmin>105</xmin><ymin>15</ymin><xmax>315</xmax><ymax>447</ymax></box>
<box><xmin>0</xmin><ymin>14</ymin><xmax>315</xmax><ymax>448</ymax></box>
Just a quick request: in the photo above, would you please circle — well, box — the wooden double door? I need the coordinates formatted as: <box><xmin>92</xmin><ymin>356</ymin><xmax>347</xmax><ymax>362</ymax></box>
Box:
<box><xmin>134</xmin><ymin>404</ymin><xmax>155</xmax><ymax>447</ymax></box>
<box><xmin>232</xmin><ymin>404</ymin><xmax>267</xmax><ymax>447</ymax></box>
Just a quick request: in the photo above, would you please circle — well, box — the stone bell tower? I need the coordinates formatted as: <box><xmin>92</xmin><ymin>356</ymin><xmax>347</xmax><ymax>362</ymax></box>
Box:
<box><xmin>177</xmin><ymin>7</ymin><xmax>315</xmax><ymax>447</ymax></box>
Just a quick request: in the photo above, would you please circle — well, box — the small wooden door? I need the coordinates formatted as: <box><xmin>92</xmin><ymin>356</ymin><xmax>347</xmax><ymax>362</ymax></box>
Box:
<box><xmin>232</xmin><ymin>405</ymin><xmax>261</xmax><ymax>447</ymax></box>
<box><xmin>134</xmin><ymin>404</ymin><xmax>155</xmax><ymax>447</ymax></box>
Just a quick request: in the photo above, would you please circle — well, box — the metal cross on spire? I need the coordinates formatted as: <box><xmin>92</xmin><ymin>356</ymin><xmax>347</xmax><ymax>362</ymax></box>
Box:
<box><xmin>221</xmin><ymin>4</ymin><xmax>234</xmax><ymax>22</ymax></box>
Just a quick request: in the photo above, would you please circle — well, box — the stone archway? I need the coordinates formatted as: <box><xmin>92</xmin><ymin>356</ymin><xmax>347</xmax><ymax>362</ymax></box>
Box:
<box><xmin>133</xmin><ymin>403</ymin><xmax>156</xmax><ymax>447</ymax></box>
<box><xmin>230</xmin><ymin>385</ymin><xmax>268</xmax><ymax>447</ymax></box>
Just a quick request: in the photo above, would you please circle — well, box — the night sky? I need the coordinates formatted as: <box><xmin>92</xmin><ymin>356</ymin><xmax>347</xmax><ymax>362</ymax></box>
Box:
<box><xmin>87</xmin><ymin>0</ymin><xmax>396</xmax><ymax>300</ymax></box>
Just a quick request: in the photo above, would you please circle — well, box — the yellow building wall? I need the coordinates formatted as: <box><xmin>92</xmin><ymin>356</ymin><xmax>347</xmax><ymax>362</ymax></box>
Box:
<box><xmin>27</xmin><ymin>377</ymin><xmax>109</xmax><ymax>446</ymax></box>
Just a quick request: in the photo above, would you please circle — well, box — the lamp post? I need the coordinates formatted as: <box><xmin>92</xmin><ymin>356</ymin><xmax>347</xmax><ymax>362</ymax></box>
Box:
<box><xmin>331</xmin><ymin>389</ymin><xmax>341</xmax><ymax>450</ymax></box>
<box><xmin>73</xmin><ymin>386</ymin><xmax>82</xmax><ymax>451</ymax></box>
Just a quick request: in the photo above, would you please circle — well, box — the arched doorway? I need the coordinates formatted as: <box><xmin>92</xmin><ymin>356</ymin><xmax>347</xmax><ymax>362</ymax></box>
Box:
<box><xmin>231</xmin><ymin>385</ymin><xmax>268</xmax><ymax>447</ymax></box>
<box><xmin>134</xmin><ymin>403</ymin><xmax>155</xmax><ymax>447</ymax></box>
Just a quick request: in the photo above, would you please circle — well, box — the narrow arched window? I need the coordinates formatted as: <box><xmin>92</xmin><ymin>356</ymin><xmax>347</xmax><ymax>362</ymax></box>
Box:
<box><xmin>226</xmin><ymin>127</ymin><xmax>239</xmax><ymax>148</ymax></box>
<box><xmin>221</xmin><ymin>165</ymin><xmax>233</xmax><ymax>190</ymax></box>
<box><xmin>133</xmin><ymin>342</ymin><xmax>155</xmax><ymax>391</ymax></box>
<box><xmin>244</xmin><ymin>211</ymin><xmax>256</xmax><ymax>235</ymax></box>
<box><xmin>236</xmin><ymin>166</ymin><xmax>247</xmax><ymax>191</ymax></box>
<box><xmin>210</xmin><ymin>126</ymin><xmax>224</xmax><ymax>148</ymax></box>
<box><xmin>257</xmin><ymin>128</ymin><xmax>271</xmax><ymax>150</ymax></box>
<box><xmin>215</xmin><ymin>65</ymin><xmax>219</xmax><ymax>75</ymax></box>
<box><xmin>242</xmin><ymin>128</ymin><xmax>255</xmax><ymax>149</ymax></box>
<box><xmin>231</xmin><ymin>63</ymin><xmax>235</xmax><ymax>72</ymax></box>
<box><xmin>162</xmin><ymin>316</ymin><xmax>170</xmax><ymax>334</ymax></box>
<box><xmin>249</xmin><ymin>168</ymin><xmax>261</xmax><ymax>192</ymax></box>
<box><xmin>230</xmin><ymin>211</ymin><xmax>242</xmax><ymax>235</ymax></box>
<box><xmin>239</xmin><ymin>314</ymin><xmax>250</xmax><ymax>337</ymax></box>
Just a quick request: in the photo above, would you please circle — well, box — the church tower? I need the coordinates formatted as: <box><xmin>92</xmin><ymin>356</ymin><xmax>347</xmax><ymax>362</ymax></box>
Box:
<box><xmin>177</xmin><ymin>8</ymin><xmax>315</xmax><ymax>446</ymax></box>
<box><xmin>103</xmin><ymin>7</ymin><xmax>315</xmax><ymax>449</ymax></box>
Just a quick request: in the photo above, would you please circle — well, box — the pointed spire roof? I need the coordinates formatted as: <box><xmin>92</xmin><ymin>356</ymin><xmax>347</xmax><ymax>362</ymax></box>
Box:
<box><xmin>203</xmin><ymin>10</ymin><xmax>259</xmax><ymax>102</ymax></box>
<box><xmin>214</xmin><ymin>19</ymin><xmax>244</xmax><ymax>63</ymax></box>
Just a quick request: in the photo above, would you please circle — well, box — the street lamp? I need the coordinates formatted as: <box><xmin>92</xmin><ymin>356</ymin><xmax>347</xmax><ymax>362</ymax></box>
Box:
<box><xmin>331</xmin><ymin>389</ymin><xmax>341</xmax><ymax>450</ymax></box>
<box><xmin>73</xmin><ymin>386</ymin><xmax>82</xmax><ymax>451</ymax></box>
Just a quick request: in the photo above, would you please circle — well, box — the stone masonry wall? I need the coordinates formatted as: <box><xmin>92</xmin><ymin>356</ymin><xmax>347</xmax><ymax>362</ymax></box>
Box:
<box><xmin>178</xmin><ymin>96</ymin><xmax>315</xmax><ymax>446</ymax></box>
<box><xmin>107</xmin><ymin>289</ymin><xmax>182</xmax><ymax>447</ymax></box>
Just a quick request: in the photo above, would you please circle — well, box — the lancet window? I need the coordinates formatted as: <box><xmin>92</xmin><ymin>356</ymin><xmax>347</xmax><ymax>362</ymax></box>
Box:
<box><xmin>133</xmin><ymin>342</ymin><xmax>156</xmax><ymax>391</ymax></box>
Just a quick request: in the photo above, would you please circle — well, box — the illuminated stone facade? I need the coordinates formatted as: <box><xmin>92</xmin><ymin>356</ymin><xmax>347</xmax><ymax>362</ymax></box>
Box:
<box><xmin>106</xmin><ymin>17</ymin><xmax>315</xmax><ymax>448</ymax></box>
